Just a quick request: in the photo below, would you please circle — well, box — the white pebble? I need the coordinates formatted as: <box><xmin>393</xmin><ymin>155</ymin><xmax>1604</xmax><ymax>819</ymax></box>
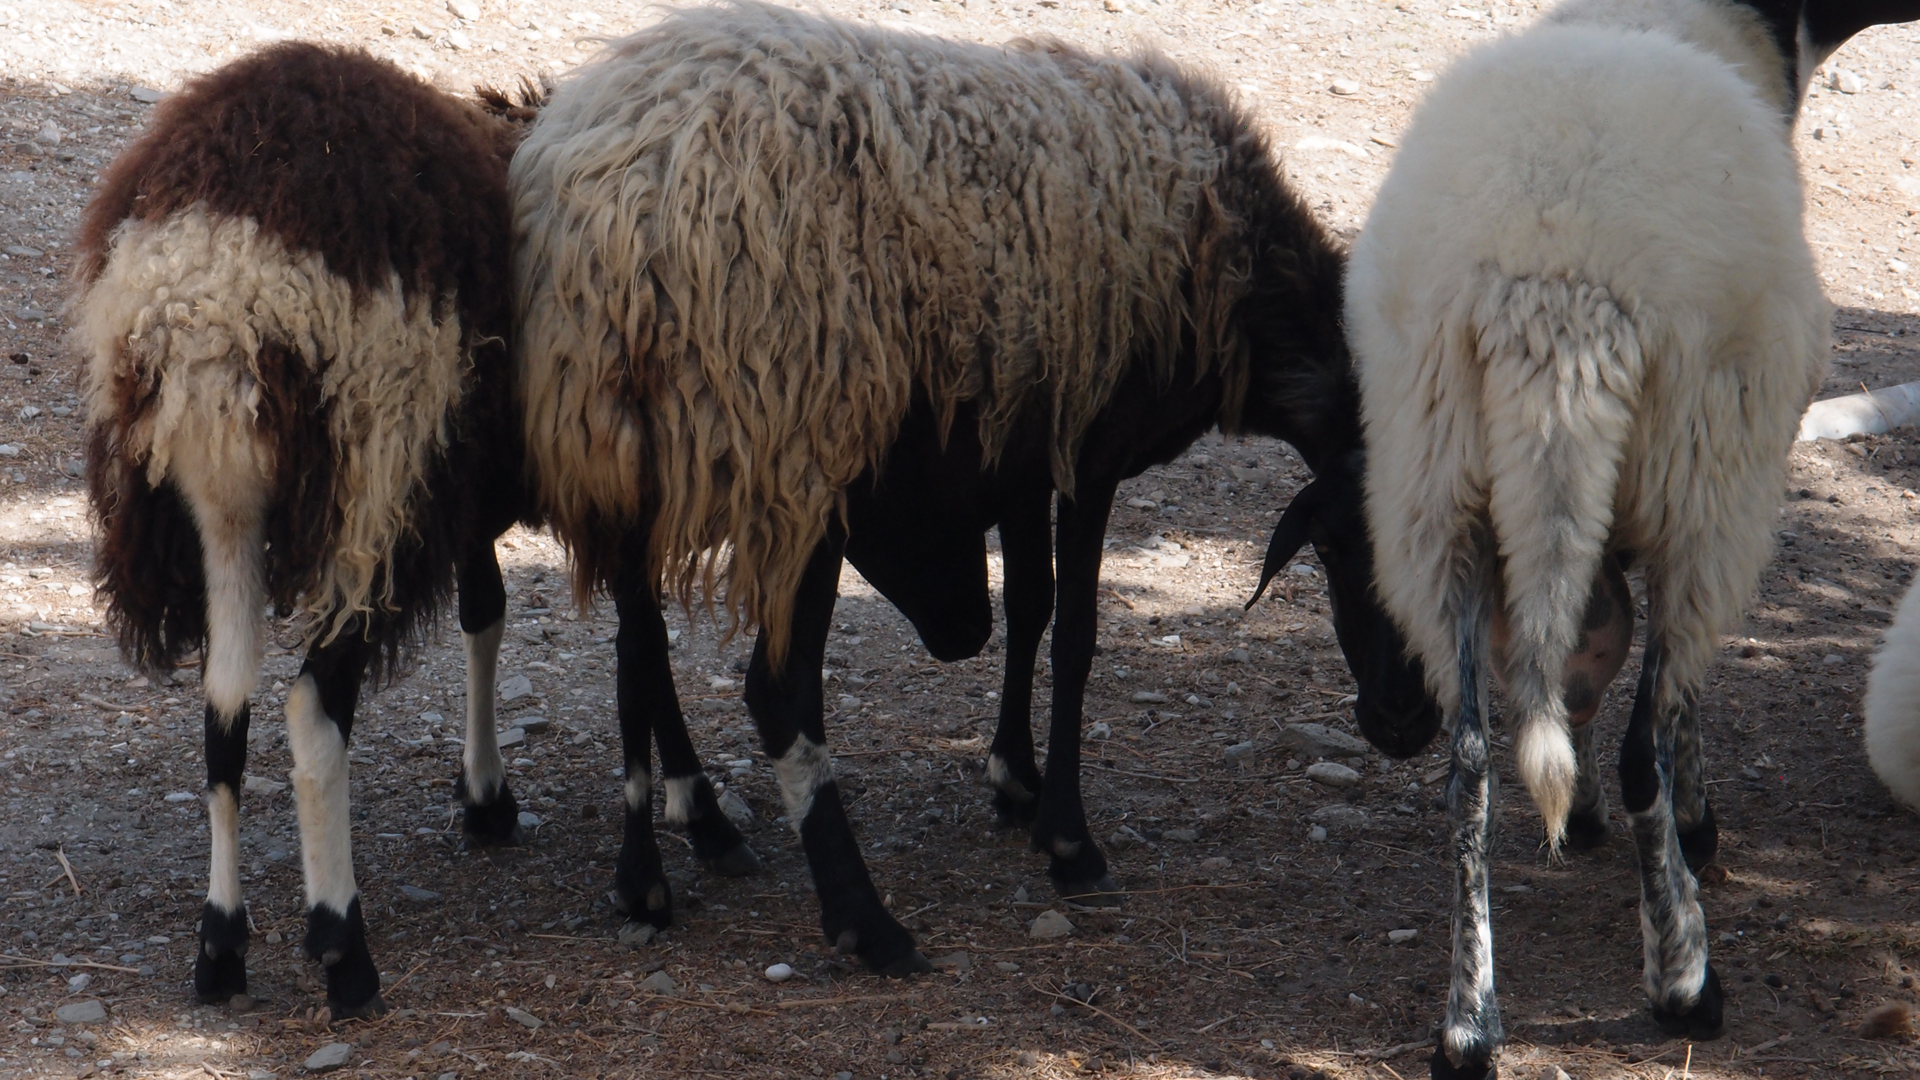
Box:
<box><xmin>1305</xmin><ymin>761</ymin><xmax>1361</xmax><ymax>787</ymax></box>
<box><xmin>764</xmin><ymin>962</ymin><xmax>795</xmax><ymax>983</ymax></box>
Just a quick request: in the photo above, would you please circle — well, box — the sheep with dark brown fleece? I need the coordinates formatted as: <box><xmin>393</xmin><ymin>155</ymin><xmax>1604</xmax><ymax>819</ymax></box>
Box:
<box><xmin>512</xmin><ymin>1</ymin><xmax>1435</xmax><ymax>974</ymax></box>
<box><xmin>71</xmin><ymin>43</ymin><xmax>682</xmax><ymax>1016</ymax></box>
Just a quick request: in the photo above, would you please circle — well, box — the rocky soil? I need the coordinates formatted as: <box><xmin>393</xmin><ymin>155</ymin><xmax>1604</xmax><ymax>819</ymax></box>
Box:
<box><xmin>5</xmin><ymin>0</ymin><xmax>1920</xmax><ymax>1078</ymax></box>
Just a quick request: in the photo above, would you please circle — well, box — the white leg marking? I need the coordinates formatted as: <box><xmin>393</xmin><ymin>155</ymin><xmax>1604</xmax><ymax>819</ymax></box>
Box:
<box><xmin>463</xmin><ymin>618</ymin><xmax>506</xmax><ymax>803</ymax></box>
<box><xmin>624</xmin><ymin>769</ymin><xmax>652</xmax><ymax>813</ymax></box>
<box><xmin>172</xmin><ymin>438</ymin><xmax>268</xmax><ymax>720</ymax></box>
<box><xmin>206</xmin><ymin>785</ymin><xmax>243</xmax><ymax>914</ymax></box>
<box><xmin>287</xmin><ymin>675</ymin><xmax>358</xmax><ymax>914</ymax></box>
<box><xmin>662</xmin><ymin>775</ymin><xmax>699</xmax><ymax>824</ymax></box>
<box><xmin>774</xmin><ymin>737</ymin><xmax>834</xmax><ymax>833</ymax></box>
<box><xmin>987</xmin><ymin>753</ymin><xmax>1034</xmax><ymax>802</ymax></box>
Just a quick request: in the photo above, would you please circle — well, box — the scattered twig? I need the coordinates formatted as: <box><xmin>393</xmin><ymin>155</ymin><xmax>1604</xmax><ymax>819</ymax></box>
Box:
<box><xmin>1105</xmin><ymin>588</ymin><xmax>1136</xmax><ymax>609</ymax></box>
<box><xmin>1194</xmin><ymin>1013</ymin><xmax>1237</xmax><ymax>1033</ymax></box>
<box><xmin>1740</xmin><ymin>1032</ymin><xmax>1792</xmax><ymax>1056</ymax></box>
<box><xmin>379</xmin><ymin>959</ymin><xmax>429</xmax><ymax>1000</ymax></box>
<box><xmin>1029</xmin><ymin>980</ymin><xmax>1162</xmax><ymax>1049</ymax></box>
<box><xmin>52</xmin><ymin>848</ymin><xmax>81</xmax><ymax>896</ymax></box>
<box><xmin>1113</xmin><ymin>883</ymin><xmax>1254</xmax><ymax>897</ymax></box>
<box><xmin>0</xmin><ymin>954</ymin><xmax>141</xmax><ymax>974</ymax></box>
<box><xmin>1086</xmin><ymin>763</ymin><xmax>1202</xmax><ymax>784</ymax></box>
<box><xmin>636</xmin><ymin>992</ymin><xmax>769</xmax><ymax>1016</ymax></box>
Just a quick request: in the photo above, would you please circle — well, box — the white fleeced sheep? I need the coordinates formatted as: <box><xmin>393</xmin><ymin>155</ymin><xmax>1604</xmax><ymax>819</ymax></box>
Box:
<box><xmin>1867</xmin><ymin>578</ymin><xmax>1920</xmax><ymax>809</ymax></box>
<box><xmin>1345</xmin><ymin>0</ymin><xmax>1920</xmax><ymax>1075</ymax></box>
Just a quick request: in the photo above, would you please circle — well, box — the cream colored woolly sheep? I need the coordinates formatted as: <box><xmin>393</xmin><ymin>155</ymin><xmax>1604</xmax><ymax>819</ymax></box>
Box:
<box><xmin>511</xmin><ymin>1</ymin><xmax>1251</xmax><ymax>659</ymax></box>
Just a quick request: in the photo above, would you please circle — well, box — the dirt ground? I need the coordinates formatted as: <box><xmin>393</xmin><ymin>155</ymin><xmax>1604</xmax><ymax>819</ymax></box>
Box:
<box><xmin>6</xmin><ymin>0</ymin><xmax>1920</xmax><ymax>1078</ymax></box>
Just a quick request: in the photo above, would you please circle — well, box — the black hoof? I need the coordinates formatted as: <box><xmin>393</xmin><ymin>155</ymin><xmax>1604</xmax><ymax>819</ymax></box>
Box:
<box><xmin>1430</xmin><ymin>1047</ymin><xmax>1496</xmax><ymax>1080</ymax></box>
<box><xmin>1651</xmin><ymin>964</ymin><xmax>1726</xmax><ymax>1039</ymax></box>
<box><xmin>611</xmin><ymin>875</ymin><xmax>674</xmax><ymax>931</ymax></box>
<box><xmin>193</xmin><ymin>902</ymin><xmax>250</xmax><ymax>1004</ymax></box>
<box><xmin>1041</xmin><ymin>829</ymin><xmax>1112</xmax><ymax>901</ymax></box>
<box><xmin>306</xmin><ymin>898</ymin><xmax>382</xmax><ymax>1018</ymax></box>
<box><xmin>1678</xmin><ymin>800</ymin><xmax>1718</xmax><ymax>874</ymax></box>
<box><xmin>703</xmin><ymin>842</ymin><xmax>764</xmax><ymax>878</ymax></box>
<box><xmin>1059</xmin><ymin>874</ymin><xmax>1125</xmax><ymax>908</ymax></box>
<box><xmin>1563</xmin><ymin>805</ymin><xmax>1610</xmax><ymax>851</ymax></box>
<box><xmin>827</xmin><ymin>911</ymin><xmax>925</xmax><ymax>976</ymax></box>
<box><xmin>456</xmin><ymin>772</ymin><xmax>525</xmax><ymax>848</ymax></box>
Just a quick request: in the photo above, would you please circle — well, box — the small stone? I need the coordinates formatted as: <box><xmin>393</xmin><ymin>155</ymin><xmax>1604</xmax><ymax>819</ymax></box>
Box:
<box><xmin>716</xmin><ymin>788</ymin><xmax>754</xmax><ymax>827</ymax></box>
<box><xmin>498</xmin><ymin>674</ymin><xmax>533</xmax><ymax>702</ymax></box>
<box><xmin>164</xmin><ymin>791</ymin><xmax>196</xmax><ymax>803</ymax></box>
<box><xmin>398</xmin><ymin>885</ymin><xmax>441</xmax><ymax>902</ymax></box>
<box><xmin>16</xmin><ymin>308</ymin><xmax>46</xmax><ymax>323</ymax></box>
<box><xmin>708</xmin><ymin>675</ymin><xmax>738</xmax><ymax>691</ymax></box>
<box><xmin>264</xmin><ymin>930</ymin><xmax>283</xmax><ymax>944</ymax></box>
<box><xmin>1164</xmin><ymin>827</ymin><xmax>1199</xmax><ymax>843</ymax></box>
<box><xmin>1224</xmin><ymin>647</ymin><xmax>1251</xmax><ymax>664</ymax></box>
<box><xmin>517</xmin><ymin>716</ymin><xmax>551</xmax><ymax>734</ymax></box>
<box><xmin>1822</xmin><ymin>654</ymin><xmax>1845</xmax><ymax>666</ymax></box>
<box><xmin>18</xmin><ymin>405</ymin><xmax>40</xmax><ymax>420</ymax></box>
<box><xmin>1310</xmin><ymin>803</ymin><xmax>1371</xmax><ymax>829</ymax></box>
<box><xmin>764</xmin><ymin>962</ymin><xmax>795</xmax><ymax>983</ymax></box>
<box><xmin>497</xmin><ymin>727</ymin><xmax>526</xmax><ymax>749</ymax></box>
<box><xmin>244</xmin><ymin>775</ymin><xmax>287</xmax><ymax>797</ymax></box>
<box><xmin>1131</xmin><ymin>690</ymin><xmax>1169</xmax><ymax>704</ymax></box>
<box><xmin>995</xmin><ymin>961</ymin><xmax>1021</xmax><ymax>973</ymax></box>
<box><xmin>447</xmin><ymin>0</ymin><xmax>482</xmax><ymax>18</ymax></box>
<box><xmin>36</xmin><ymin>121</ymin><xmax>61</xmax><ymax>146</ymax></box>
<box><xmin>411</xmin><ymin>22</ymin><xmax>435</xmax><ymax>38</ymax></box>
<box><xmin>4</xmin><ymin>245</ymin><xmax>41</xmax><ymax>258</ymax></box>
<box><xmin>503</xmin><ymin>1006</ymin><xmax>542</xmax><ymax>1029</ymax></box>
<box><xmin>56</xmin><ymin>1001</ymin><xmax>105</xmax><ymax>1025</ymax></box>
<box><xmin>1277</xmin><ymin>722</ymin><xmax>1371</xmax><ymax>759</ymax></box>
<box><xmin>1029</xmin><ymin>910</ymin><xmax>1076</xmax><ymax>940</ymax></box>
<box><xmin>1306</xmin><ymin>761</ymin><xmax>1362</xmax><ymax>787</ymax></box>
<box><xmin>229</xmin><ymin>993</ymin><xmax>255</xmax><ymax>1013</ymax></box>
<box><xmin>1224</xmin><ymin>740</ymin><xmax>1256</xmax><ymax>765</ymax></box>
<box><xmin>836</xmin><ymin>694</ymin><xmax>863</xmax><ymax>712</ymax></box>
<box><xmin>66</xmin><ymin>973</ymin><xmax>91</xmax><ymax>993</ymax></box>
<box><xmin>617</xmin><ymin>923</ymin><xmax>656</xmax><ymax>947</ymax></box>
<box><xmin>1088</xmin><ymin>721</ymin><xmax>1112</xmax><ymax>739</ymax></box>
<box><xmin>1200</xmin><ymin>856</ymin><xmax>1231</xmax><ymax>871</ymax></box>
<box><xmin>0</xmin><ymin>445</ymin><xmax>17</xmax><ymax>457</ymax></box>
<box><xmin>517</xmin><ymin>811</ymin><xmax>542</xmax><ymax>830</ymax></box>
<box><xmin>639</xmin><ymin>970</ymin><xmax>678</xmax><ymax>996</ymax></box>
<box><xmin>129</xmin><ymin>86</ymin><xmax>167</xmax><ymax>104</ymax></box>
<box><xmin>302</xmin><ymin>1042</ymin><xmax>353</xmax><ymax>1073</ymax></box>
<box><xmin>1103</xmin><ymin>0</ymin><xmax>1127</xmax><ymax>10</ymax></box>
<box><xmin>1388</xmin><ymin>928</ymin><xmax>1419</xmax><ymax>944</ymax></box>
<box><xmin>1328</xmin><ymin>78</ymin><xmax>1363</xmax><ymax>96</ymax></box>
<box><xmin>931</xmin><ymin>951</ymin><xmax>971</xmax><ymax>971</ymax></box>
<box><xmin>1831</xmin><ymin>67</ymin><xmax>1865</xmax><ymax>94</ymax></box>
<box><xmin>446</xmin><ymin>30</ymin><xmax>471</xmax><ymax>49</ymax></box>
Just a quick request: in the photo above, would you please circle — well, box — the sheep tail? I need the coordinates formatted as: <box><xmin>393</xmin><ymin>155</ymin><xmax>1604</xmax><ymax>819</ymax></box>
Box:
<box><xmin>1475</xmin><ymin>274</ymin><xmax>1646</xmax><ymax>849</ymax></box>
<box><xmin>1867</xmin><ymin>576</ymin><xmax>1920</xmax><ymax>811</ymax></box>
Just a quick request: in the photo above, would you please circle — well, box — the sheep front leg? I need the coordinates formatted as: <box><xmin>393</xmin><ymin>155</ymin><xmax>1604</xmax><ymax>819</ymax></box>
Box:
<box><xmin>1618</xmin><ymin>638</ymin><xmax>1723</xmax><ymax>1038</ymax></box>
<box><xmin>1032</xmin><ymin>482</ymin><xmax>1122</xmax><ymax>905</ymax></box>
<box><xmin>289</xmin><ymin>630</ymin><xmax>383</xmax><ymax>1018</ymax></box>
<box><xmin>986</xmin><ymin>487</ymin><xmax>1053</xmax><ymax>827</ymax></box>
<box><xmin>654</xmin><ymin>694</ymin><xmax>761</xmax><ymax>877</ymax></box>
<box><xmin>1436</xmin><ymin>608</ymin><xmax>1502</xmax><ymax>1080</ymax></box>
<box><xmin>454</xmin><ymin>538</ymin><xmax>523</xmax><ymax>846</ymax></box>
<box><xmin>748</xmin><ymin>530</ymin><xmax>930</xmax><ymax>976</ymax></box>
<box><xmin>609</xmin><ymin>581</ymin><xmax>680</xmax><ymax>930</ymax></box>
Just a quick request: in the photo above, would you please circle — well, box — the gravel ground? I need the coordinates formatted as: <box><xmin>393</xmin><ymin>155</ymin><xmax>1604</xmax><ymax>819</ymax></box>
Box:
<box><xmin>6</xmin><ymin>1</ymin><xmax>1920</xmax><ymax>1078</ymax></box>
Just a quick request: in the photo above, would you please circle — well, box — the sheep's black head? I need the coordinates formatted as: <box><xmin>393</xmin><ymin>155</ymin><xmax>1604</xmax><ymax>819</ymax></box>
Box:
<box><xmin>1246</xmin><ymin>452</ymin><xmax>1440</xmax><ymax>759</ymax></box>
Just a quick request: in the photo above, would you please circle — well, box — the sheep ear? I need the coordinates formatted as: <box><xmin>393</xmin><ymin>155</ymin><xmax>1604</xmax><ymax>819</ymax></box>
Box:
<box><xmin>1245</xmin><ymin>477</ymin><xmax>1330</xmax><ymax>609</ymax></box>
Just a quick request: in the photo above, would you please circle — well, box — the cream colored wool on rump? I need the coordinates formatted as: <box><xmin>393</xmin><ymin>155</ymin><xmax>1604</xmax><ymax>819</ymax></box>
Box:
<box><xmin>512</xmin><ymin>1</ymin><xmax>1252</xmax><ymax>656</ymax></box>
<box><xmin>1350</xmin><ymin>0</ymin><xmax>1828</xmax><ymax>844</ymax></box>
<box><xmin>1866</xmin><ymin>576</ymin><xmax>1920</xmax><ymax>810</ymax></box>
<box><xmin>76</xmin><ymin>208</ymin><xmax>471</xmax><ymax>647</ymax></box>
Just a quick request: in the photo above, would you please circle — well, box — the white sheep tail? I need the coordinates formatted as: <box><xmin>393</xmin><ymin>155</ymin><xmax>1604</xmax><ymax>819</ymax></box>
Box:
<box><xmin>1867</xmin><ymin>576</ymin><xmax>1920</xmax><ymax>811</ymax></box>
<box><xmin>1476</xmin><ymin>274</ymin><xmax>1646</xmax><ymax>850</ymax></box>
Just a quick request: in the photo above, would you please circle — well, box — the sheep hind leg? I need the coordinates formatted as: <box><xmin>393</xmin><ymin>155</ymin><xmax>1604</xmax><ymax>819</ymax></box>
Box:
<box><xmin>749</xmin><ymin>530</ymin><xmax>928</xmax><ymax>976</ymax></box>
<box><xmin>289</xmin><ymin>627</ymin><xmax>384</xmax><ymax>1017</ymax></box>
<box><xmin>453</xmin><ymin>539</ymin><xmax>522</xmax><ymax>847</ymax></box>
<box><xmin>1670</xmin><ymin>700</ymin><xmax>1718</xmax><ymax>872</ymax></box>
<box><xmin>656</xmin><ymin>713</ymin><xmax>761</xmax><ymax>878</ymax></box>
<box><xmin>1435</xmin><ymin>606</ymin><xmax>1502</xmax><ymax>1080</ymax></box>
<box><xmin>1564</xmin><ymin>557</ymin><xmax>1633</xmax><ymax>851</ymax></box>
<box><xmin>987</xmin><ymin>487</ymin><xmax>1052</xmax><ymax>828</ymax></box>
<box><xmin>1033</xmin><ymin>482</ymin><xmax>1121</xmax><ymax>905</ymax></box>
<box><xmin>195</xmin><ymin>702</ymin><xmax>252</xmax><ymax>1003</ymax></box>
<box><xmin>1618</xmin><ymin>638</ymin><xmax>1723</xmax><ymax>1038</ymax></box>
<box><xmin>608</xmin><ymin>579</ymin><xmax>679</xmax><ymax>930</ymax></box>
